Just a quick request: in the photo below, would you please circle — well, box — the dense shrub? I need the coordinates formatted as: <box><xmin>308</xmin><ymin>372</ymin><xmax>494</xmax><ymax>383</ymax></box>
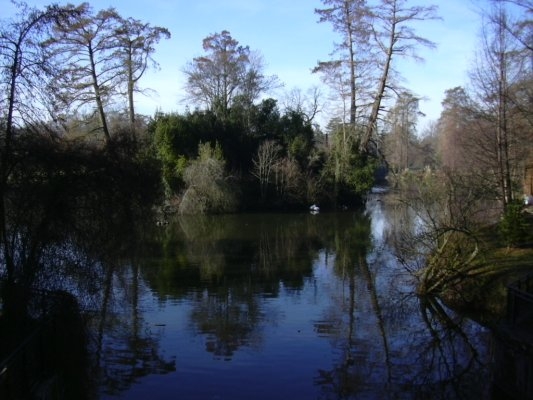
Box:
<box><xmin>499</xmin><ymin>200</ymin><xmax>528</xmax><ymax>247</ymax></box>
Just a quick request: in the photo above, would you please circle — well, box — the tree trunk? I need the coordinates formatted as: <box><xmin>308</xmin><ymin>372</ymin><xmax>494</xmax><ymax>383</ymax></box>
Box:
<box><xmin>497</xmin><ymin>7</ymin><xmax>513</xmax><ymax>207</ymax></box>
<box><xmin>345</xmin><ymin>6</ymin><xmax>357</xmax><ymax>127</ymax></box>
<box><xmin>89</xmin><ymin>46</ymin><xmax>111</xmax><ymax>144</ymax></box>
<box><xmin>127</xmin><ymin>47</ymin><xmax>136</xmax><ymax>138</ymax></box>
<box><xmin>359</xmin><ymin>22</ymin><xmax>395</xmax><ymax>154</ymax></box>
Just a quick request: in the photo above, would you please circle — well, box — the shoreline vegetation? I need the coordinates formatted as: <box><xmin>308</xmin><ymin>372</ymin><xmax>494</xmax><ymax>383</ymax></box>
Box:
<box><xmin>2</xmin><ymin>133</ymin><xmax>533</xmax><ymax>322</ymax></box>
<box><xmin>445</xmin><ymin>212</ymin><xmax>533</xmax><ymax>323</ymax></box>
<box><xmin>385</xmin><ymin>172</ymin><xmax>533</xmax><ymax>325</ymax></box>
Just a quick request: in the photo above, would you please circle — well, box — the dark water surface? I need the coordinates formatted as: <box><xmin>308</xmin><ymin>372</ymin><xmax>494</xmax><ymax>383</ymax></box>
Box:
<box><xmin>95</xmin><ymin>193</ymin><xmax>493</xmax><ymax>399</ymax></box>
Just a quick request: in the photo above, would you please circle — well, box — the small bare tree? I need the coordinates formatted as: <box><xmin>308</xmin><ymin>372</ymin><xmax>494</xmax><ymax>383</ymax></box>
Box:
<box><xmin>252</xmin><ymin>140</ymin><xmax>281</xmax><ymax>200</ymax></box>
<box><xmin>274</xmin><ymin>156</ymin><xmax>303</xmax><ymax>202</ymax></box>
<box><xmin>282</xmin><ymin>86</ymin><xmax>323</xmax><ymax>125</ymax></box>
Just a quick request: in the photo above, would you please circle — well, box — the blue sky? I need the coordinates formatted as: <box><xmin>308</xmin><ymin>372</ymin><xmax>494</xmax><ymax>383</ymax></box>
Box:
<box><xmin>3</xmin><ymin>0</ymin><xmax>486</xmax><ymax>132</ymax></box>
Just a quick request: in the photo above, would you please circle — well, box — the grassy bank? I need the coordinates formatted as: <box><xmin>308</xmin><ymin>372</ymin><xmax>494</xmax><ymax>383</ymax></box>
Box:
<box><xmin>439</xmin><ymin>210</ymin><xmax>533</xmax><ymax>323</ymax></box>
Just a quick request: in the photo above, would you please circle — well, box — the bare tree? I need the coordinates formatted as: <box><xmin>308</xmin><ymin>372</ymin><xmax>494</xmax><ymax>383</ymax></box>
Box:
<box><xmin>469</xmin><ymin>0</ymin><xmax>531</xmax><ymax>207</ymax></box>
<box><xmin>0</xmin><ymin>3</ymin><xmax>78</xmax><ymax>146</ymax></box>
<box><xmin>0</xmin><ymin>2</ymin><xmax>79</xmax><ymax>283</ymax></box>
<box><xmin>314</xmin><ymin>0</ymin><xmax>372</xmax><ymax>127</ymax></box>
<box><xmin>315</xmin><ymin>61</ymin><xmax>352</xmax><ymax>130</ymax></box>
<box><xmin>359</xmin><ymin>0</ymin><xmax>438</xmax><ymax>153</ymax></box>
<box><xmin>183</xmin><ymin>31</ymin><xmax>278</xmax><ymax>121</ymax></box>
<box><xmin>315</xmin><ymin>0</ymin><xmax>438</xmax><ymax>156</ymax></box>
<box><xmin>252</xmin><ymin>140</ymin><xmax>281</xmax><ymax>200</ymax></box>
<box><xmin>383</xmin><ymin>91</ymin><xmax>421</xmax><ymax>173</ymax></box>
<box><xmin>499</xmin><ymin>0</ymin><xmax>533</xmax><ymax>51</ymax></box>
<box><xmin>282</xmin><ymin>86</ymin><xmax>323</xmax><ymax>125</ymax></box>
<box><xmin>436</xmin><ymin>87</ymin><xmax>474</xmax><ymax>171</ymax></box>
<box><xmin>240</xmin><ymin>51</ymin><xmax>280</xmax><ymax>109</ymax></box>
<box><xmin>47</xmin><ymin>3</ymin><xmax>123</xmax><ymax>145</ymax></box>
<box><xmin>114</xmin><ymin>17</ymin><xmax>170</xmax><ymax>132</ymax></box>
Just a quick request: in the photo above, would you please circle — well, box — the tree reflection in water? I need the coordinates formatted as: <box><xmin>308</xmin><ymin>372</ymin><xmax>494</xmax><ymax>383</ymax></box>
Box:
<box><xmin>121</xmin><ymin>197</ymin><xmax>493</xmax><ymax>400</ymax></box>
<box><xmin>145</xmin><ymin>213</ymin><xmax>323</xmax><ymax>360</ymax></box>
<box><xmin>0</xmin><ymin>143</ymin><xmax>174</xmax><ymax>398</ymax></box>
<box><xmin>313</xmin><ymin>193</ymin><xmax>491</xmax><ymax>399</ymax></box>
<box><xmin>1</xmin><ymin>168</ymin><xmax>496</xmax><ymax>399</ymax></box>
<box><xmin>91</xmin><ymin>263</ymin><xmax>176</xmax><ymax>396</ymax></box>
<box><xmin>189</xmin><ymin>289</ymin><xmax>263</xmax><ymax>360</ymax></box>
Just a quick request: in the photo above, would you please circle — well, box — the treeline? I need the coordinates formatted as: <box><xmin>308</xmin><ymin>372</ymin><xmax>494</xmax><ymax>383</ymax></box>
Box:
<box><xmin>380</xmin><ymin>1</ymin><xmax>532</xmax><ymax>213</ymax></box>
<box><xmin>150</xmin><ymin>100</ymin><xmax>377</xmax><ymax>213</ymax></box>
<box><xmin>0</xmin><ymin>3</ymin><xmax>383</xmax><ymax>218</ymax></box>
<box><xmin>2</xmin><ymin>0</ymin><xmax>531</xmax><ymax>218</ymax></box>
<box><xmin>380</xmin><ymin>1</ymin><xmax>533</xmax><ymax>303</ymax></box>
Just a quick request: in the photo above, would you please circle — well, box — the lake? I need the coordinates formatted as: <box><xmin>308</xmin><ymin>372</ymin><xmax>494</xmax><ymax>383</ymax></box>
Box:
<box><xmin>88</xmin><ymin>190</ymin><xmax>497</xmax><ymax>399</ymax></box>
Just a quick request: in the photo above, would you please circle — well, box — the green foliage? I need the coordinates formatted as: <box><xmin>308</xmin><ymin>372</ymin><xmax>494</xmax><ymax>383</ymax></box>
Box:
<box><xmin>346</xmin><ymin>152</ymin><xmax>378</xmax><ymax>196</ymax></box>
<box><xmin>319</xmin><ymin>123</ymin><xmax>378</xmax><ymax>207</ymax></box>
<box><xmin>152</xmin><ymin>112</ymin><xmax>218</xmax><ymax>194</ymax></box>
<box><xmin>150</xmin><ymin>98</ymin><xmax>380</xmax><ymax>211</ymax></box>
<box><xmin>273</xmin><ymin>111</ymin><xmax>313</xmax><ymax>171</ymax></box>
<box><xmin>499</xmin><ymin>200</ymin><xmax>528</xmax><ymax>247</ymax></box>
<box><xmin>197</xmin><ymin>141</ymin><xmax>224</xmax><ymax>162</ymax></box>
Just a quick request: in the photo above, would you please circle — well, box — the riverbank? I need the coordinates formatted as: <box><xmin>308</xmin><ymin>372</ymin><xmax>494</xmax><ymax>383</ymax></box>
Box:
<box><xmin>441</xmin><ymin>209</ymin><xmax>533</xmax><ymax>324</ymax></box>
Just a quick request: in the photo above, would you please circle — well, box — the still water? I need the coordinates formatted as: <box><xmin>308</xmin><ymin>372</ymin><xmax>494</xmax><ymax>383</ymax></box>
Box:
<box><xmin>94</xmin><ymin>192</ymin><xmax>492</xmax><ymax>399</ymax></box>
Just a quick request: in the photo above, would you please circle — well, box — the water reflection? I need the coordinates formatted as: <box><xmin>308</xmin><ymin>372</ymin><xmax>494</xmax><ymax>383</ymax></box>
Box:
<box><xmin>91</xmin><ymin>264</ymin><xmax>176</xmax><ymax>396</ymax></box>
<box><xmin>112</xmin><ymin>196</ymin><xmax>492</xmax><ymax>399</ymax></box>
<box><xmin>142</xmin><ymin>213</ymin><xmax>328</xmax><ymax>360</ymax></box>
<box><xmin>313</xmin><ymin>274</ymin><xmax>490</xmax><ymax>399</ymax></box>
<box><xmin>0</xmin><ymin>184</ymin><xmax>500</xmax><ymax>399</ymax></box>
<box><xmin>0</xmin><ymin>150</ymin><xmax>171</xmax><ymax>398</ymax></box>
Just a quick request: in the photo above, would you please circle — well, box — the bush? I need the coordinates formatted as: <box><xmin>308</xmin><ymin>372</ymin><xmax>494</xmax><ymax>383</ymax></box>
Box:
<box><xmin>499</xmin><ymin>200</ymin><xmax>528</xmax><ymax>247</ymax></box>
<box><xmin>178</xmin><ymin>142</ymin><xmax>237</xmax><ymax>214</ymax></box>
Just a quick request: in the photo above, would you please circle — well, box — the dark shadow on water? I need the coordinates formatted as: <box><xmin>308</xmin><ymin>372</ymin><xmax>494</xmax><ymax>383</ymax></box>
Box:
<box><xmin>491</xmin><ymin>279</ymin><xmax>533</xmax><ymax>400</ymax></box>
<box><xmin>0</xmin><ymin>137</ymin><xmax>166</xmax><ymax>398</ymax></box>
<box><xmin>0</xmin><ymin>289</ymin><xmax>91</xmax><ymax>399</ymax></box>
<box><xmin>491</xmin><ymin>330</ymin><xmax>533</xmax><ymax>400</ymax></box>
